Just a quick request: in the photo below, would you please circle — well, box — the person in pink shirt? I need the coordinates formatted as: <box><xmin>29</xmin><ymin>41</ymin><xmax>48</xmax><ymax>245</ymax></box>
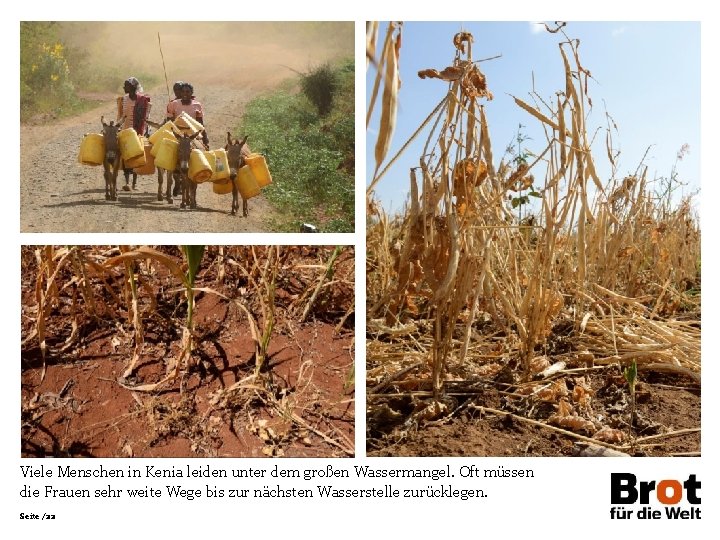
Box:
<box><xmin>166</xmin><ymin>82</ymin><xmax>209</xmax><ymax>149</ymax></box>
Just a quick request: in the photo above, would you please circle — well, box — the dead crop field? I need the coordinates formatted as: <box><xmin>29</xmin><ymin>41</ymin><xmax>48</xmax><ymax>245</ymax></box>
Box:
<box><xmin>366</xmin><ymin>25</ymin><xmax>700</xmax><ymax>457</ymax></box>
<box><xmin>21</xmin><ymin>245</ymin><xmax>355</xmax><ymax>458</ymax></box>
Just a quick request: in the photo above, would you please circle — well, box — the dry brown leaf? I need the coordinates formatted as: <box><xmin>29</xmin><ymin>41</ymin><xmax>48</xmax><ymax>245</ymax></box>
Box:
<box><xmin>418</xmin><ymin>66</ymin><xmax>463</xmax><ymax>81</ymax></box>
<box><xmin>548</xmin><ymin>414</ymin><xmax>595</xmax><ymax>434</ymax></box>
<box><xmin>516</xmin><ymin>384</ymin><xmax>541</xmax><ymax>396</ymax></box>
<box><xmin>593</xmin><ymin>427</ymin><xmax>626</xmax><ymax>444</ymax></box>
<box><xmin>453</xmin><ymin>31</ymin><xmax>474</xmax><ymax>54</ymax></box>
<box><xmin>572</xmin><ymin>383</ymin><xmax>593</xmax><ymax>407</ymax></box>
<box><xmin>475</xmin><ymin>363</ymin><xmax>504</xmax><ymax>378</ymax></box>
<box><xmin>416</xmin><ymin>400</ymin><xmax>448</xmax><ymax>421</ymax></box>
<box><xmin>461</xmin><ymin>64</ymin><xmax>492</xmax><ymax>100</ymax></box>
<box><xmin>529</xmin><ymin>356</ymin><xmax>551</xmax><ymax>374</ymax></box>
<box><xmin>557</xmin><ymin>398</ymin><xmax>573</xmax><ymax>416</ymax></box>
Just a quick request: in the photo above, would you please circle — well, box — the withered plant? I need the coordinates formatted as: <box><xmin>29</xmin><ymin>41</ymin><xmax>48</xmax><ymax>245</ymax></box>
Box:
<box><xmin>367</xmin><ymin>26</ymin><xmax>700</xmax><ymax>448</ymax></box>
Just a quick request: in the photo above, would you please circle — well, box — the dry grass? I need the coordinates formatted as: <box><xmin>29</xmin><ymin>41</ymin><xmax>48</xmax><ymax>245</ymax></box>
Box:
<box><xmin>366</xmin><ymin>28</ymin><xmax>700</xmax><ymax>444</ymax></box>
<box><xmin>23</xmin><ymin>245</ymin><xmax>355</xmax><ymax>385</ymax></box>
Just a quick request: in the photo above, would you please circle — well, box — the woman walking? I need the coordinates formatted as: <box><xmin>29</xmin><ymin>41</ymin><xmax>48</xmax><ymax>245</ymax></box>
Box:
<box><xmin>116</xmin><ymin>76</ymin><xmax>152</xmax><ymax>190</ymax></box>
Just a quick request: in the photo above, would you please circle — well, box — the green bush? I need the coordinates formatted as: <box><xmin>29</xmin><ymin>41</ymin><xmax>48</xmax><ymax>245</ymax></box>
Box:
<box><xmin>301</xmin><ymin>63</ymin><xmax>338</xmax><ymax>117</ymax></box>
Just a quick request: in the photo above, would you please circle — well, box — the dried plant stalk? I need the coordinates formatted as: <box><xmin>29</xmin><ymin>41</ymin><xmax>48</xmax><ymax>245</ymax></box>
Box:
<box><xmin>373</xmin><ymin>23</ymin><xmax>400</xmax><ymax>177</ymax></box>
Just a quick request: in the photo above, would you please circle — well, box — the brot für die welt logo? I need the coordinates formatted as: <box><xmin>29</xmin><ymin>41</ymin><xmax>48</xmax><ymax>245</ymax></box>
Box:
<box><xmin>610</xmin><ymin>473</ymin><xmax>701</xmax><ymax>520</ymax></box>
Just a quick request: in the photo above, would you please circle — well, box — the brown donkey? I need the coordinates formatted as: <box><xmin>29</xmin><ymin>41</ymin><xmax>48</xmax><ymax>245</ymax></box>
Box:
<box><xmin>155</xmin><ymin>131</ymin><xmax>203</xmax><ymax>209</ymax></box>
<box><xmin>225</xmin><ymin>132</ymin><xmax>251</xmax><ymax>217</ymax></box>
<box><xmin>100</xmin><ymin>116</ymin><xmax>123</xmax><ymax>201</ymax></box>
<box><xmin>177</xmin><ymin>131</ymin><xmax>203</xmax><ymax>209</ymax></box>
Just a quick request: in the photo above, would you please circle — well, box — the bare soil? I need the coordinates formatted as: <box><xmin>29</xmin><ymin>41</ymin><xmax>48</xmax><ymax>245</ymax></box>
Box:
<box><xmin>21</xmin><ymin>246</ymin><xmax>355</xmax><ymax>457</ymax></box>
<box><xmin>367</xmin><ymin>352</ymin><xmax>700</xmax><ymax>457</ymax></box>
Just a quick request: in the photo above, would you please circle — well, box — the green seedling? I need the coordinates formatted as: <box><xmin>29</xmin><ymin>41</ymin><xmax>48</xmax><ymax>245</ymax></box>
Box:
<box><xmin>624</xmin><ymin>359</ymin><xmax>638</xmax><ymax>429</ymax></box>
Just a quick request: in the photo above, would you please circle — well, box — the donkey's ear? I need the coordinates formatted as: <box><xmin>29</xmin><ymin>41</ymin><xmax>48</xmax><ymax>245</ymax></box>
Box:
<box><xmin>227</xmin><ymin>132</ymin><xmax>233</xmax><ymax>145</ymax></box>
<box><xmin>101</xmin><ymin>115</ymin><xmax>107</xmax><ymax>127</ymax></box>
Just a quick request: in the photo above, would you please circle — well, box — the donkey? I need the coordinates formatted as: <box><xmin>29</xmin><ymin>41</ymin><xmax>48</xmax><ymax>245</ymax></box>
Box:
<box><xmin>179</xmin><ymin>131</ymin><xmax>206</xmax><ymax>209</ymax></box>
<box><xmin>100</xmin><ymin>116</ymin><xmax>123</xmax><ymax>201</ymax></box>
<box><xmin>226</xmin><ymin>132</ymin><xmax>251</xmax><ymax>217</ymax></box>
<box><xmin>160</xmin><ymin>131</ymin><xmax>203</xmax><ymax>209</ymax></box>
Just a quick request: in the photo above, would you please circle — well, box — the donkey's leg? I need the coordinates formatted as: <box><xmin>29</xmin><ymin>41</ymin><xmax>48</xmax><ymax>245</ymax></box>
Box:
<box><xmin>242</xmin><ymin>198</ymin><xmax>248</xmax><ymax>217</ymax></box>
<box><xmin>157</xmin><ymin>169</ymin><xmax>163</xmax><ymax>201</ymax></box>
<box><xmin>131</xmin><ymin>172</ymin><xmax>138</xmax><ymax>190</ymax></box>
<box><xmin>190</xmin><ymin>182</ymin><xmax>198</xmax><ymax>209</ymax></box>
<box><xmin>111</xmin><ymin>157</ymin><xmax>122</xmax><ymax>201</ymax></box>
<box><xmin>180</xmin><ymin>173</ymin><xmax>188</xmax><ymax>209</ymax></box>
<box><xmin>173</xmin><ymin>172</ymin><xmax>182</xmax><ymax>197</ymax></box>
<box><xmin>103</xmin><ymin>163</ymin><xmax>111</xmax><ymax>200</ymax></box>
<box><xmin>230</xmin><ymin>185</ymin><xmax>238</xmax><ymax>215</ymax></box>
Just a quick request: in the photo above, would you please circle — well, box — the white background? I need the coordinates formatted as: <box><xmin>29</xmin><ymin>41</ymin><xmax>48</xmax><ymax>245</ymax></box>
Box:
<box><xmin>4</xmin><ymin>1</ymin><xmax>717</xmax><ymax>537</ymax></box>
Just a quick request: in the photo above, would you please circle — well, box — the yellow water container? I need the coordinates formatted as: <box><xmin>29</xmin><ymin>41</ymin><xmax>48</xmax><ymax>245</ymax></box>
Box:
<box><xmin>124</xmin><ymin>152</ymin><xmax>146</xmax><ymax>168</ymax></box>
<box><xmin>175</xmin><ymin>111</ymin><xmax>204</xmax><ymax>134</ymax></box>
<box><xmin>233</xmin><ymin>165</ymin><xmax>261</xmax><ymax>199</ymax></box>
<box><xmin>206</xmin><ymin>149</ymin><xmax>230</xmax><ymax>181</ymax></box>
<box><xmin>189</xmin><ymin>149</ymin><xmax>212</xmax><ymax>183</ymax></box>
<box><xmin>118</xmin><ymin>128</ymin><xmax>144</xmax><ymax>161</ymax></box>
<box><xmin>203</xmin><ymin>151</ymin><xmax>217</xmax><ymax>179</ymax></box>
<box><xmin>212</xmin><ymin>177</ymin><xmax>233</xmax><ymax>195</ymax></box>
<box><xmin>245</xmin><ymin>153</ymin><xmax>272</xmax><ymax>187</ymax></box>
<box><xmin>154</xmin><ymin>138</ymin><xmax>179</xmax><ymax>171</ymax></box>
<box><xmin>133</xmin><ymin>142</ymin><xmax>156</xmax><ymax>175</ymax></box>
<box><xmin>124</xmin><ymin>136</ymin><xmax>147</xmax><ymax>168</ymax></box>
<box><xmin>150</xmin><ymin>130</ymin><xmax>178</xmax><ymax>156</ymax></box>
<box><xmin>78</xmin><ymin>133</ymin><xmax>105</xmax><ymax>166</ymax></box>
<box><xmin>148</xmin><ymin>121</ymin><xmax>178</xmax><ymax>145</ymax></box>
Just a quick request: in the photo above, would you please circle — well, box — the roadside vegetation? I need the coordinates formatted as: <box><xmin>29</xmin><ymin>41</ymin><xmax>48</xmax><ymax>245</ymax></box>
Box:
<box><xmin>20</xmin><ymin>22</ymin><xmax>157</xmax><ymax>122</ymax></box>
<box><xmin>235</xmin><ymin>59</ymin><xmax>355</xmax><ymax>232</ymax></box>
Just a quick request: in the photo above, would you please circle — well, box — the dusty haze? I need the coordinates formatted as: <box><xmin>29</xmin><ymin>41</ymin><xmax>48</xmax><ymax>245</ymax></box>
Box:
<box><xmin>61</xmin><ymin>22</ymin><xmax>354</xmax><ymax>95</ymax></box>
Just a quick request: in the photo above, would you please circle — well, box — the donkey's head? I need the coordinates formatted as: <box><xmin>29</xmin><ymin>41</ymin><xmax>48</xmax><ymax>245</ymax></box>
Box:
<box><xmin>225</xmin><ymin>132</ymin><xmax>250</xmax><ymax>180</ymax></box>
<box><xmin>101</xmin><ymin>116</ymin><xmax>124</xmax><ymax>162</ymax></box>
<box><xmin>177</xmin><ymin>131</ymin><xmax>202</xmax><ymax>174</ymax></box>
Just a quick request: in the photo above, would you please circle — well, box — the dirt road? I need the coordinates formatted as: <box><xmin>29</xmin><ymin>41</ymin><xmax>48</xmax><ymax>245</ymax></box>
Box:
<box><xmin>20</xmin><ymin>84</ymin><xmax>279</xmax><ymax>233</ymax></box>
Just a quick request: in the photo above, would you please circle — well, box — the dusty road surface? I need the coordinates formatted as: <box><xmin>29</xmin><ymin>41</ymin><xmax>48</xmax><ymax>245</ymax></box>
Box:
<box><xmin>20</xmin><ymin>22</ymin><xmax>353</xmax><ymax>233</ymax></box>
